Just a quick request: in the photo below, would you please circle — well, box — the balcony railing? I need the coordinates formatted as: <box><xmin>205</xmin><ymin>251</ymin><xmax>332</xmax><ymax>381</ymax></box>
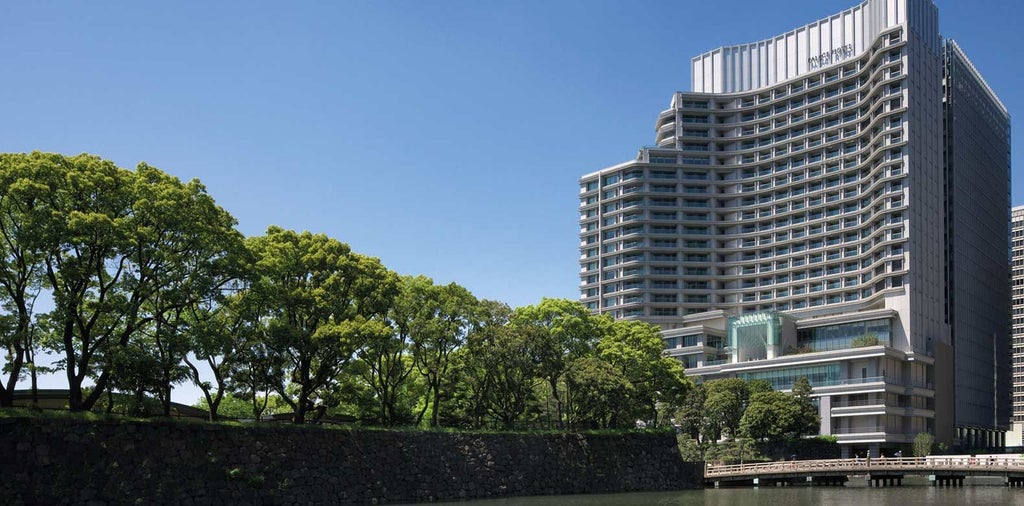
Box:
<box><xmin>831</xmin><ymin>425</ymin><xmax>886</xmax><ymax>434</ymax></box>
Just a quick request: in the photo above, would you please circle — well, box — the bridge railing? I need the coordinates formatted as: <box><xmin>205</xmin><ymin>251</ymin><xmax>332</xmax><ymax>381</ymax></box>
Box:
<box><xmin>705</xmin><ymin>456</ymin><xmax>1024</xmax><ymax>478</ymax></box>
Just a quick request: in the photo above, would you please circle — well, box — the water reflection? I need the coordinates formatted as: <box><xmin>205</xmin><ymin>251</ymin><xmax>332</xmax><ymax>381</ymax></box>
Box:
<box><xmin>409</xmin><ymin>485</ymin><xmax>1024</xmax><ymax>506</ymax></box>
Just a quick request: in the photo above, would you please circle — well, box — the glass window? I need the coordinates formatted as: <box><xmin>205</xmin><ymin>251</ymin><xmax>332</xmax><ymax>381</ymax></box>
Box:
<box><xmin>740</xmin><ymin>364</ymin><xmax>840</xmax><ymax>390</ymax></box>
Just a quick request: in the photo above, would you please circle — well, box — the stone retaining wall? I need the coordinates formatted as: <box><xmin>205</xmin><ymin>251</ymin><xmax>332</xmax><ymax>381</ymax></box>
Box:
<box><xmin>0</xmin><ymin>418</ymin><xmax>700</xmax><ymax>505</ymax></box>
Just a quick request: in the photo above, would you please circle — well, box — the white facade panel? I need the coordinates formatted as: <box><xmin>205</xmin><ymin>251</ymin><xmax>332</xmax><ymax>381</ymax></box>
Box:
<box><xmin>711</xmin><ymin>50</ymin><xmax>722</xmax><ymax>93</ymax></box>
<box><xmin>796</xmin><ymin>28</ymin><xmax>808</xmax><ymax>76</ymax></box>
<box><xmin>786</xmin><ymin>33</ymin><xmax>797</xmax><ymax>78</ymax></box>
<box><xmin>819</xmin><ymin>21</ymin><xmax>830</xmax><ymax>64</ymax></box>
<box><xmin>691</xmin><ymin>0</ymin><xmax>931</xmax><ymax>93</ymax></box>
<box><xmin>853</xmin><ymin>8</ymin><xmax>863</xmax><ymax>60</ymax></box>
<box><xmin>810</xmin><ymin>26</ymin><xmax>821</xmax><ymax>76</ymax></box>
<box><xmin>760</xmin><ymin>43</ymin><xmax>769</xmax><ymax>89</ymax></box>
<box><xmin>692</xmin><ymin>59</ymin><xmax>703</xmax><ymax>93</ymax></box>
<box><xmin>832</xmin><ymin>16</ymin><xmax>844</xmax><ymax>49</ymax></box>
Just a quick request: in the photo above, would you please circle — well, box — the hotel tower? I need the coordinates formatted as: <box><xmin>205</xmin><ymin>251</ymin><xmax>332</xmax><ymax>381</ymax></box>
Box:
<box><xmin>1012</xmin><ymin>206</ymin><xmax>1024</xmax><ymax>427</ymax></box>
<box><xmin>578</xmin><ymin>0</ymin><xmax>1009</xmax><ymax>455</ymax></box>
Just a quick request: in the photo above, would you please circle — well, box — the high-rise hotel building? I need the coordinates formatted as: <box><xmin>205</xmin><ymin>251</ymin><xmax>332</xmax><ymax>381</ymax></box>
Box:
<box><xmin>578</xmin><ymin>0</ymin><xmax>1009</xmax><ymax>455</ymax></box>
<box><xmin>1012</xmin><ymin>206</ymin><xmax>1024</xmax><ymax>425</ymax></box>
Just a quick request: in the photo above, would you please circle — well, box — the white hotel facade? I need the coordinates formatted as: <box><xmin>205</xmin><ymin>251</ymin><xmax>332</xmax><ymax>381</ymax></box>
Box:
<box><xmin>578</xmin><ymin>0</ymin><xmax>1010</xmax><ymax>456</ymax></box>
<box><xmin>1013</xmin><ymin>206</ymin><xmax>1024</xmax><ymax>427</ymax></box>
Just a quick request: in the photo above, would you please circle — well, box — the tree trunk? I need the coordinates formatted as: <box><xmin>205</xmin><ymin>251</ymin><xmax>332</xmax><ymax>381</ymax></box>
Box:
<box><xmin>68</xmin><ymin>370</ymin><xmax>84</xmax><ymax>412</ymax></box>
<box><xmin>430</xmin><ymin>378</ymin><xmax>441</xmax><ymax>427</ymax></box>
<box><xmin>0</xmin><ymin>300</ymin><xmax>31</xmax><ymax>408</ymax></box>
<box><xmin>0</xmin><ymin>385</ymin><xmax>11</xmax><ymax>408</ymax></box>
<box><xmin>251</xmin><ymin>395</ymin><xmax>260</xmax><ymax>421</ymax></box>
<box><xmin>162</xmin><ymin>383</ymin><xmax>172</xmax><ymax>417</ymax></box>
<box><xmin>293</xmin><ymin>382</ymin><xmax>308</xmax><ymax>424</ymax></box>
<box><xmin>550</xmin><ymin>376</ymin><xmax>563</xmax><ymax>430</ymax></box>
<box><xmin>185</xmin><ymin>357</ymin><xmax>219</xmax><ymax>422</ymax></box>
<box><xmin>28</xmin><ymin>346</ymin><xmax>38</xmax><ymax>407</ymax></box>
<box><xmin>414</xmin><ymin>383</ymin><xmax>431</xmax><ymax>426</ymax></box>
<box><xmin>207</xmin><ymin>390</ymin><xmax>222</xmax><ymax>422</ymax></box>
<box><xmin>133</xmin><ymin>386</ymin><xmax>146</xmax><ymax>416</ymax></box>
<box><xmin>293</xmin><ymin>356</ymin><xmax>310</xmax><ymax>424</ymax></box>
<box><xmin>81</xmin><ymin>371</ymin><xmax>109</xmax><ymax>412</ymax></box>
<box><xmin>378</xmin><ymin>391</ymin><xmax>389</xmax><ymax>426</ymax></box>
<box><xmin>64</xmin><ymin>321</ymin><xmax>86</xmax><ymax>412</ymax></box>
<box><xmin>1</xmin><ymin>345</ymin><xmax>24</xmax><ymax>407</ymax></box>
<box><xmin>255</xmin><ymin>391</ymin><xmax>269</xmax><ymax>421</ymax></box>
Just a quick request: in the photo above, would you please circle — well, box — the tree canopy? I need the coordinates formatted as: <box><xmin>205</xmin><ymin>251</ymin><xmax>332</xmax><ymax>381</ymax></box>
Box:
<box><xmin>2</xmin><ymin>151</ymin><xmax>697</xmax><ymax>431</ymax></box>
<box><xmin>0</xmin><ymin>152</ymin><xmax>244</xmax><ymax>412</ymax></box>
<box><xmin>739</xmin><ymin>377</ymin><xmax>820</xmax><ymax>443</ymax></box>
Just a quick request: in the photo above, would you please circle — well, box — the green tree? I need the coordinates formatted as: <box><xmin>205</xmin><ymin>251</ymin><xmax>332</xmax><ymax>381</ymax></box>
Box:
<box><xmin>914</xmin><ymin>432</ymin><xmax>935</xmax><ymax>457</ymax></box>
<box><xmin>246</xmin><ymin>226</ymin><xmax>398</xmax><ymax>423</ymax></box>
<box><xmin>511</xmin><ymin>298</ymin><xmax>610</xmax><ymax>429</ymax></box>
<box><xmin>194</xmin><ymin>392</ymin><xmax>287</xmax><ymax>420</ymax></box>
<box><xmin>126</xmin><ymin>163</ymin><xmax>246</xmax><ymax>416</ymax></box>
<box><xmin>564</xmin><ymin>356</ymin><xmax>631</xmax><ymax>429</ymax></box>
<box><xmin>739</xmin><ymin>390</ymin><xmax>801</xmax><ymax>442</ymax></box>
<box><xmin>182</xmin><ymin>293</ymin><xmax>256</xmax><ymax>421</ymax></box>
<box><xmin>440</xmin><ymin>299</ymin><xmax>515</xmax><ymax>428</ymax></box>
<box><xmin>0</xmin><ymin>153</ymin><xmax>50</xmax><ymax>407</ymax></box>
<box><xmin>739</xmin><ymin>382</ymin><xmax>818</xmax><ymax>443</ymax></box>
<box><xmin>598</xmin><ymin>319</ymin><xmax>690</xmax><ymax>427</ymax></box>
<box><xmin>104</xmin><ymin>338</ymin><xmax>164</xmax><ymax>416</ymax></box>
<box><xmin>437</xmin><ymin>348</ymin><xmax>483</xmax><ymax>428</ymax></box>
<box><xmin>227</xmin><ymin>321</ymin><xmax>281</xmax><ymax>421</ymax></box>
<box><xmin>354</xmin><ymin>275</ymin><xmax>430</xmax><ymax>426</ymax></box>
<box><xmin>3</xmin><ymin>153</ymin><xmax>245</xmax><ymax>413</ymax></box>
<box><xmin>676</xmin><ymin>384</ymin><xmax>716</xmax><ymax>459</ymax></box>
<box><xmin>748</xmin><ymin>379</ymin><xmax>773</xmax><ymax>395</ymax></box>
<box><xmin>704</xmin><ymin>378</ymin><xmax>751</xmax><ymax>441</ymax></box>
<box><xmin>140</xmin><ymin>309</ymin><xmax>192</xmax><ymax>415</ymax></box>
<box><xmin>33</xmin><ymin>154</ymin><xmax>160</xmax><ymax>411</ymax></box>
<box><xmin>790</xmin><ymin>376</ymin><xmax>820</xmax><ymax>437</ymax></box>
<box><xmin>457</xmin><ymin>304</ymin><xmax>542</xmax><ymax>429</ymax></box>
<box><xmin>411</xmin><ymin>281</ymin><xmax>478</xmax><ymax>427</ymax></box>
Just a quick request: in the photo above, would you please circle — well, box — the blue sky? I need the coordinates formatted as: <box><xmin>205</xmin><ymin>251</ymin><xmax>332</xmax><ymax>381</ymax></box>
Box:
<box><xmin>2</xmin><ymin>0</ymin><xmax>1020</xmax><ymax>309</ymax></box>
<box><xmin>3</xmin><ymin>1</ymin><xmax>1023</xmax><ymax>404</ymax></box>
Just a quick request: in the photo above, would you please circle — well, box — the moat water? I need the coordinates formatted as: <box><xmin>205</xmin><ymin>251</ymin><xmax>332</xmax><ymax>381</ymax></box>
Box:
<box><xmin>416</xmin><ymin>477</ymin><xmax>1024</xmax><ymax>505</ymax></box>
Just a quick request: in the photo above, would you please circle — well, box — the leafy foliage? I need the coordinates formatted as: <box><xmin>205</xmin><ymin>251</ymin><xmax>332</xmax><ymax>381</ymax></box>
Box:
<box><xmin>0</xmin><ymin>153</ymin><xmax>244</xmax><ymax>412</ymax></box>
<box><xmin>851</xmin><ymin>333</ymin><xmax>881</xmax><ymax>347</ymax></box>
<box><xmin>597</xmin><ymin>320</ymin><xmax>690</xmax><ymax>428</ymax></box>
<box><xmin>244</xmin><ymin>227</ymin><xmax>399</xmax><ymax>424</ymax></box>
<box><xmin>739</xmin><ymin>376</ymin><xmax>819</xmax><ymax>443</ymax></box>
<box><xmin>675</xmin><ymin>384</ymin><xmax>713</xmax><ymax>457</ymax></box>
<box><xmin>0</xmin><ymin>152</ymin><xmax>699</xmax><ymax>433</ymax></box>
<box><xmin>511</xmin><ymin>298</ymin><xmax>610</xmax><ymax>428</ymax></box>
<box><xmin>459</xmin><ymin>305</ymin><xmax>541</xmax><ymax>429</ymax></box>
<box><xmin>703</xmin><ymin>378</ymin><xmax>751</xmax><ymax>441</ymax></box>
<box><xmin>193</xmin><ymin>392</ymin><xmax>288</xmax><ymax>420</ymax></box>
<box><xmin>410</xmin><ymin>281</ymin><xmax>477</xmax><ymax>427</ymax></box>
<box><xmin>914</xmin><ymin>432</ymin><xmax>935</xmax><ymax>457</ymax></box>
<box><xmin>677</xmin><ymin>377</ymin><xmax>822</xmax><ymax>461</ymax></box>
<box><xmin>0</xmin><ymin>153</ymin><xmax>49</xmax><ymax>407</ymax></box>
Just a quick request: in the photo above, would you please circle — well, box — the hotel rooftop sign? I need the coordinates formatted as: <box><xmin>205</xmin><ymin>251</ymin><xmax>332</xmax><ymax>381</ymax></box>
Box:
<box><xmin>808</xmin><ymin>44</ymin><xmax>856</xmax><ymax>70</ymax></box>
<box><xmin>689</xmin><ymin>0</ymin><xmax>937</xmax><ymax>94</ymax></box>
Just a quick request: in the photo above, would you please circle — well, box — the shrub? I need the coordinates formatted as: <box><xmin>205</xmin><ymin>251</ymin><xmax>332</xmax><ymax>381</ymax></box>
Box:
<box><xmin>913</xmin><ymin>432</ymin><xmax>934</xmax><ymax>457</ymax></box>
<box><xmin>851</xmin><ymin>334</ymin><xmax>880</xmax><ymax>347</ymax></box>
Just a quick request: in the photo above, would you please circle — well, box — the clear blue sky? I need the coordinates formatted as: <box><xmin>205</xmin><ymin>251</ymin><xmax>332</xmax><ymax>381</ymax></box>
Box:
<box><xmin>2</xmin><ymin>0</ymin><xmax>1020</xmax><ymax>309</ymax></box>
<box><xmin>3</xmin><ymin>0</ymin><xmax>1020</xmax><ymax>402</ymax></box>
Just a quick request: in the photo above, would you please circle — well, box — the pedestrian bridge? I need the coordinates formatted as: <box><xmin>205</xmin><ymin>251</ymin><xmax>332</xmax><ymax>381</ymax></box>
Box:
<box><xmin>705</xmin><ymin>456</ymin><xmax>1024</xmax><ymax>488</ymax></box>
